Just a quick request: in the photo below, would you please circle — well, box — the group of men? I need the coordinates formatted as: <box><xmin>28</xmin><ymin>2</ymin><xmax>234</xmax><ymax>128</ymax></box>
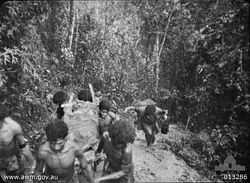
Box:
<box><xmin>0</xmin><ymin>86</ymin><xmax>168</xmax><ymax>183</ymax></box>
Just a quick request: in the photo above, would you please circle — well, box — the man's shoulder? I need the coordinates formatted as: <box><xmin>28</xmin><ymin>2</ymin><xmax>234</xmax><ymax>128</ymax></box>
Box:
<box><xmin>39</xmin><ymin>142</ymin><xmax>50</xmax><ymax>150</ymax></box>
<box><xmin>4</xmin><ymin>117</ymin><xmax>22</xmax><ymax>133</ymax></box>
<box><xmin>38</xmin><ymin>142</ymin><xmax>51</xmax><ymax>158</ymax></box>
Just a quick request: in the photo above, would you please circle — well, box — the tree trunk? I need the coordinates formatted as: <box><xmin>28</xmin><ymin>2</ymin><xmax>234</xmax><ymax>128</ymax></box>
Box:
<box><xmin>68</xmin><ymin>0</ymin><xmax>75</xmax><ymax>50</ymax></box>
<box><xmin>47</xmin><ymin>1</ymin><xmax>57</xmax><ymax>56</ymax></box>
<box><xmin>155</xmin><ymin>33</ymin><xmax>160</xmax><ymax>94</ymax></box>
<box><xmin>73</xmin><ymin>8</ymin><xmax>79</xmax><ymax>84</ymax></box>
<box><xmin>73</xmin><ymin>8</ymin><xmax>79</xmax><ymax>57</ymax></box>
<box><xmin>155</xmin><ymin>1</ymin><xmax>175</xmax><ymax>93</ymax></box>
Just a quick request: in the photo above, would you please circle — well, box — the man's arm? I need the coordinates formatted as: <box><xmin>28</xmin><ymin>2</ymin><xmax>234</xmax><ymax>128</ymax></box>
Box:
<box><xmin>95</xmin><ymin>171</ymin><xmax>125</xmax><ymax>182</ymax></box>
<box><xmin>35</xmin><ymin>145</ymin><xmax>48</xmax><ymax>174</ymax></box>
<box><xmin>10</xmin><ymin>119</ymin><xmax>36</xmax><ymax>174</ymax></box>
<box><xmin>75</xmin><ymin>149</ymin><xmax>94</xmax><ymax>183</ymax></box>
<box><xmin>6</xmin><ymin>117</ymin><xmax>25</xmax><ymax>145</ymax></box>
<box><xmin>108</xmin><ymin>111</ymin><xmax>119</xmax><ymax>121</ymax></box>
<box><xmin>155</xmin><ymin>119</ymin><xmax>161</xmax><ymax>133</ymax></box>
<box><xmin>95</xmin><ymin>144</ymin><xmax>133</xmax><ymax>182</ymax></box>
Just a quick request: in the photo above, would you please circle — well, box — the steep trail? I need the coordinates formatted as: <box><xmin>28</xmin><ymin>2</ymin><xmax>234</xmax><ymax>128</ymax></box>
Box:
<box><xmin>94</xmin><ymin>127</ymin><xmax>211</xmax><ymax>182</ymax></box>
<box><xmin>133</xmin><ymin>129</ymin><xmax>210</xmax><ymax>182</ymax></box>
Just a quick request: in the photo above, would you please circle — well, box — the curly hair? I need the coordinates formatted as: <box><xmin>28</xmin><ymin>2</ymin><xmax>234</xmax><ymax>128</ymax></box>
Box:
<box><xmin>53</xmin><ymin>91</ymin><xmax>68</xmax><ymax>105</ymax></box>
<box><xmin>45</xmin><ymin>119</ymin><xmax>68</xmax><ymax>142</ymax></box>
<box><xmin>144</xmin><ymin>105</ymin><xmax>156</xmax><ymax>115</ymax></box>
<box><xmin>99</xmin><ymin>99</ymin><xmax>111</xmax><ymax>111</ymax></box>
<box><xmin>108</xmin><ymin>120</ymin><xmax>136</xmax><ymax>145</ymax></box>
<box><xmin>77</xmin><ymin>89</ymin><xmax>93</xmax><ymax>102</ymax></box>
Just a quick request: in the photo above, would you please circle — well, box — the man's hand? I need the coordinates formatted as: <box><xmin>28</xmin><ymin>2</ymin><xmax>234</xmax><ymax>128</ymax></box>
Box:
<box><xmin>93</xmin><ymin>153</ymin><xmax>105</xmax><ymax>172</ymax></box>
<box><xmin>20</xmin><ymin>145</ymin><xmax>36</xmax><ymax>170</ymax></box>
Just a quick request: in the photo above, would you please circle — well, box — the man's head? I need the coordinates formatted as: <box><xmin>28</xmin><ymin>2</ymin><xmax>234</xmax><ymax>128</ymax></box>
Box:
<box><xmin>156</xmin><ymin>108</ymin><xmax>168</xmax><ymax>121</ymax></box>
<box><xmin>99</xmin><ymin>99</ymin><xmax>111</xmax><ymax>111</ymax></box>
<box><xmin>109</xmin><ymin>120</ymin><xmax>136</xmax><ymax>149</ymax></box>
<box><xmin>156</xmin><ymin>108</ymin><xmax>169</xmax><ymax>134</ymax></box>
<box><xmin>45</xmin><ymin>119</ymin><xmax>68</xmax><ymax>152</ymax></box>
<box><xmin>99</xmin><ymin>99</ymin><xmax>111</xmax><ymax>117</ymax></box>
<box><xmin>77</xmin><ymin>89</ymin><xmax>93</xmax><ymax>102</ymax></box>
<box><xmin>144</xmin><ymin>105</ymin><xmax>156</xmax><ymax>116</ymax></box>
<box><xmin>53</xmin><ymin>91</ymin><xmax>68</xmax><ymax>105</ymax></box>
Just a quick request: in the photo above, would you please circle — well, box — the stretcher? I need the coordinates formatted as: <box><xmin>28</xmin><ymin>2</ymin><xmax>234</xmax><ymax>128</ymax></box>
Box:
<box><xmin>63</xmin><ymin>100</ymin><xmax>100</xmax><ymax>163</ymax></box>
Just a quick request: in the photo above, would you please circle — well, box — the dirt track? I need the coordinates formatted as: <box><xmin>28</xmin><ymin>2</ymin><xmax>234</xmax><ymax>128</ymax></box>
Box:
<box><xmin>133</xmin><ymin>129</ymin><xmax>210</xmax><ymax>182</ymax></box>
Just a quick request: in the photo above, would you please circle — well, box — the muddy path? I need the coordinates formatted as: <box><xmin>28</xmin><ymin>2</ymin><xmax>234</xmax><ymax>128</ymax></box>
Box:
<box><xmin>133</xmin><ymin>129</ymin><xmax>210</xmax><ymax>182</ymax></box>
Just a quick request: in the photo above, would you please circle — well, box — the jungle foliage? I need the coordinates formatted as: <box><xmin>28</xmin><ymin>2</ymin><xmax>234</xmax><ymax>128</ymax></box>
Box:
<box><xmin>0</xmin><ymin>0</ymin><xmax>249</xmax><ymax>174</ymax></box>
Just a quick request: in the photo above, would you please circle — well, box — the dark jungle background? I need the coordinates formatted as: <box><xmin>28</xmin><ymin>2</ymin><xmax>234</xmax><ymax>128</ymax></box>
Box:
<box><xmin>0</xmin><ymin>0</ymin><xmax>249</xmax><ymax>178</ymax></box>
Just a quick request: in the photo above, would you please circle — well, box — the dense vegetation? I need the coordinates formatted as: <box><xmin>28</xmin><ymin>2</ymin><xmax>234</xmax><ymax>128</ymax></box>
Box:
<box><xmin>0</xmin><ymin>0</ymin><xmax>249</xmax><ymax>176</ymax></box>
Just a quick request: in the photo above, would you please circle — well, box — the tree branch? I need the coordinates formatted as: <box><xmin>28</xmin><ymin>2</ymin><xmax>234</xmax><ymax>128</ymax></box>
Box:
<box><xmin>158</xmin><ymin>1</ymin><xmax>175</xmax><ymax>57</ymax></box>
<box><xmin>68</xmin><ymin>0</ymin><xmax>75</xmax><ymax>50</ymax></box>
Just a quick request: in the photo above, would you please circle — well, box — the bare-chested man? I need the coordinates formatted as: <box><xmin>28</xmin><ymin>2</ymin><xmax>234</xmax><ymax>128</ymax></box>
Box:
<box><xmin>0</xmin><ymin>105</ymin><xmax>36</xmax><ymax>181</ymax></box>
<box><xmin>95</xmin><ymin>119</ymin><xmax>136</xmax><ymax>183</ymax></box>
<box><xmin>138</xmin><ymin>105</ymin><xmax>160</xmax><ymax>146</ymax></box>
<box><xmin>93</xmin><ymin>99</ymin><xmax>118</xmax><ymax>171</ymax></box>
<box><xmin>95</xmin><ymin>99</ymin><xmax>118</xmax><ymax>155</ymax></box>
<box><xmin>36</xmin><ymin>119</ymin><xmax>94</xmax><ymax>183</ymax></box>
